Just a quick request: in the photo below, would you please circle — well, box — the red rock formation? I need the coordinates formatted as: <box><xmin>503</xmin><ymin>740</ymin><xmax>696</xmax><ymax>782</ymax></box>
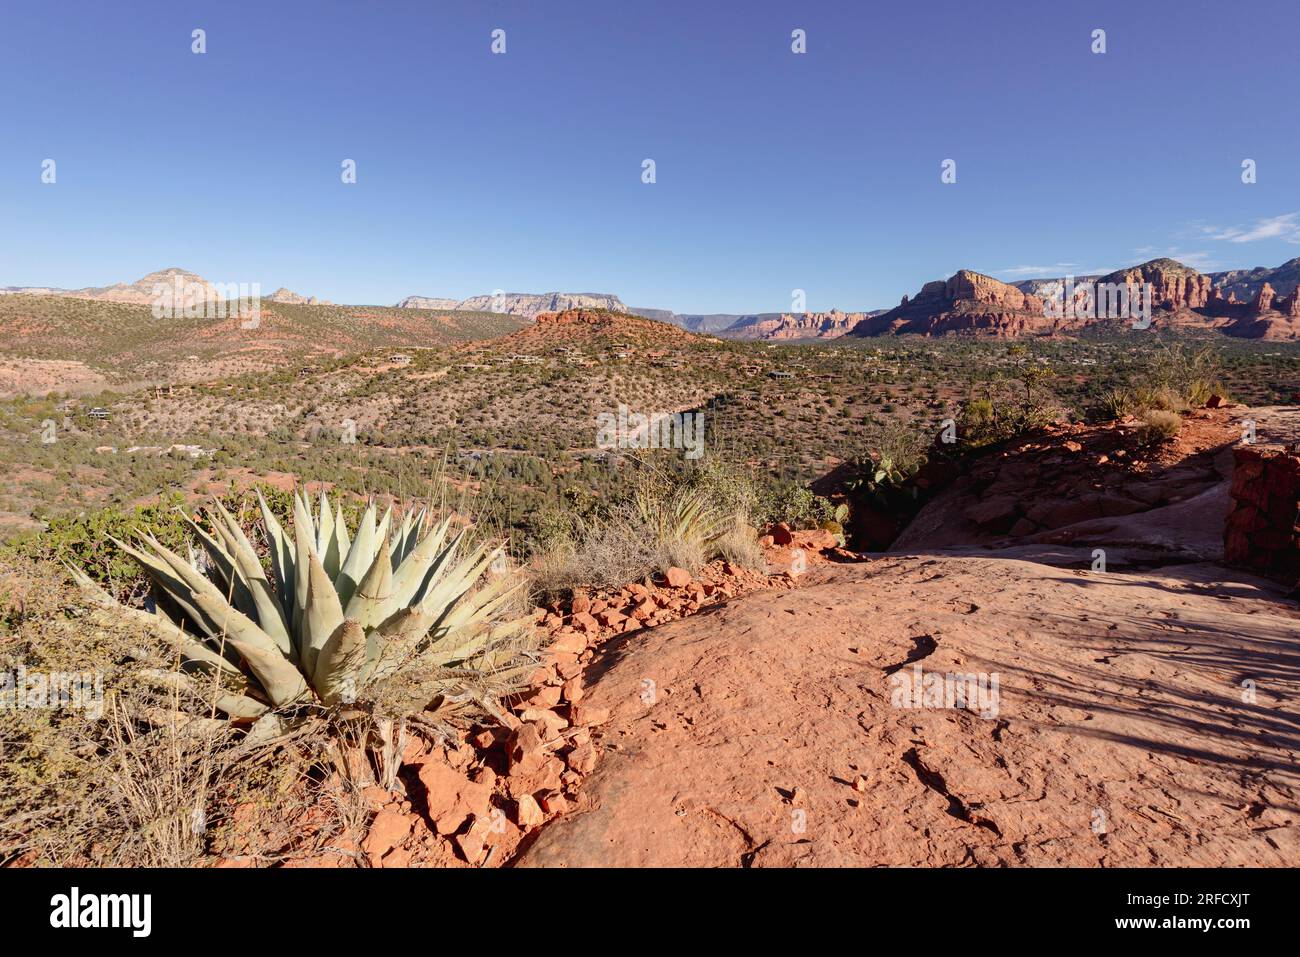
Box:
<box><xmin>1223</xmin><ymin>445</ymin><xmax>1300</xmax><ymax>584</ymax></box>
<box><xmin>756</xmin><ymin>309</ymin><xmax>871</xmax><ymax>340</ymax></box>
<box><xmin>849</xmin><ymin>269</ymin><xmax>1052</xmax><ymax>338</ymax></box>
<box><xmin>1283</xmin><ymin>289</ymin><xmax>1300</xmax><ymax>317</ymax></box>
<box><xmin>1252</xmin><ymin>282</ymin><xmax>1277</xmax><ymax>313</ymax></box>
<box><xmin>1095</xmin><ymin>258</ymin><xmax>1212</xmax><ymax>310</ymax></box>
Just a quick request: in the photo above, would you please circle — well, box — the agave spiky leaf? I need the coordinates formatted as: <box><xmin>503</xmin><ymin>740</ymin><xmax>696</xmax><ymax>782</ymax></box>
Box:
<box><xmin>344</xmin><ymin>532</ymin><xmax>394</xmax><ymax>629</ymax></box>
<box><xmin>313</xmin><ymin>619</ymin><xmax>366</xmax><ymax>706</ymax></box>
<box><xmin>300</xmin><ymin>542</ymin><xmax>344</xmax><ymax>679</ymax></box>
<box><xmin>87</xmin><ymin>487</ymin><xmax>533</xmax><ymax>728</ymax></box>
<box><xmin>335</xmin><ymin>499</ymin><xmax>378</xmax><ymax>608</ymax></box>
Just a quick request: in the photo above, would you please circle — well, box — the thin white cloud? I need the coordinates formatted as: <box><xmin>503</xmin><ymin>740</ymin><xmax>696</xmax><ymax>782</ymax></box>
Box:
<box><xmin>996</xmin><ymin>263</ymin><xmax>1110</xmax><ymax>278</ymax></box>
<box><xmin>1200</xmin><ymin>213</ymin><xmax>1300</xmax><ymax>244</ymax></box>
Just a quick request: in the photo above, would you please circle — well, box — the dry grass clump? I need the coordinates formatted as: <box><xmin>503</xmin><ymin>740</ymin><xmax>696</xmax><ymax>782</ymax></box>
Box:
<box><xmin>1137</xmin><ymin>408</ymin><xmax>1183</xmax><ymax>444</ymax></box>
<box><xmin>0</xmin><ymin>554</ymin><xmax>261</xmax><ymax>865</ymax></box>
<box><xmin>528</xmin><ymin>455</ymin><xmax>762</xmax><ymax>597</ymax></box>
<box><xmin>715</xmin><ymin>521</ymin><xmax>766</xmax><ymax>570</ymax></box>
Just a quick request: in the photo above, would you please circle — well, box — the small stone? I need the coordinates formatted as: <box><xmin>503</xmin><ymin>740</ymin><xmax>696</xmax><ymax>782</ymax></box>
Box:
<box><xmin>566</xmin><ymin>745</ymin><xmax>598</xmax><ymax>774</ymax></box>
<box><xmin>540</xmin><ymin>793</ymin><xmax>569</xmax><ymax>816</ymax></box>
<box><xmin>562</xmin><ymin>676</ymin><xmax>584</xmax><ymax>703</ymax></box>
<box><xmin>514</xmin><ymin>794</ymin><xmax>545</xmax><ymax>828</ymax></box>
<box><xmin>570</xmin><ymin>704</ymin><xmax>610</xmax><ymax>727</ymax></box>
<box><xmin>362</xmin><ymin>810</ymin><xmax>413</xmax><ymax>858</ymax></box>
<box><xmin>664</xmin><ymin>566</ymin><xmax>692</xmax><ymax>588</ymax></box>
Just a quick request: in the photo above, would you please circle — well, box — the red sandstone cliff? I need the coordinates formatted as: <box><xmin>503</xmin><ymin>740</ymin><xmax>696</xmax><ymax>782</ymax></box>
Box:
<box><xmin>848</xmin><ymin>269</ymin><xmax>1056</xmax><ymax>338</ymax></box>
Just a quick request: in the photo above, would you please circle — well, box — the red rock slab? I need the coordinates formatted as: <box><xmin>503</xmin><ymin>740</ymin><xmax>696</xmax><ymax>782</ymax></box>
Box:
<box><xmin>516</xmin><ymin>557</ymin><xmax>1300</xmax><ymax>867</ymax></box>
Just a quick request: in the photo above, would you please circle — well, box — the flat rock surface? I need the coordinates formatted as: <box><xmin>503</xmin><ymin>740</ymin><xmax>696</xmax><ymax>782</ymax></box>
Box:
<box><xmin>516</xmin><ymin>556</ymin><xmax>1300</xmax><ymax>867</ymax></box>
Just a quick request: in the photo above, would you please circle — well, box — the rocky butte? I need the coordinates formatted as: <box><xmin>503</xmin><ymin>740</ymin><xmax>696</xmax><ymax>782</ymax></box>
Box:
<box><xmin>849</xmin><ymin>269</ymin><xmax>1052</xmax><ymax>338</ymax></box>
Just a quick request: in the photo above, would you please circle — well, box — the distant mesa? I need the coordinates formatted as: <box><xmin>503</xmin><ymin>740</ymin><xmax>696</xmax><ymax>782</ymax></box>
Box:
<box><xmin>394</xmin><ymin>296</ymin><xmax>462</xmax><ymax>311</ymax></box>
<box><xmin>629</xmin><ymin>309</ymin><xmax>757</xmax><ymax>334</ymax></box>
<box><xmin>395</xmin><ymin>292</ymin><xmax>628</xmax><ymax>318</ymax></box>
<box><xmin>267</xmin><ymin>287</ymin><xmax>333</xmax><ymax>306</ymax></box>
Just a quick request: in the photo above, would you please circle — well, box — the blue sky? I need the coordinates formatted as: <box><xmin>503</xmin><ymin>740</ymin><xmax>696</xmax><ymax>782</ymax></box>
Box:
<box><xmin>2</xmin><ymin>0</ymin><xmax>1297</xmax><ymax>313</ymax></box>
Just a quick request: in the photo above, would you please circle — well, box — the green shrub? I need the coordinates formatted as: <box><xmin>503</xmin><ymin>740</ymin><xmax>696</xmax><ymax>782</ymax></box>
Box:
<box><xmin>1137</xmin><ymin>409</ymin><xmax>1182</xmax><ymax>444</ymax></box>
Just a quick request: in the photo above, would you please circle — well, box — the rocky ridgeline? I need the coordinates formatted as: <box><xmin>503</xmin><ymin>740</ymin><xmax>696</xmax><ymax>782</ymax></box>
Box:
<box><xmin>395</xmin><ymin>292</ymin><xmax>628</xmax><ymax>318</ymax></box>
<box><xmin>1098</xmin><ymin>258</ymin><xmax>1212</xmax><ymax>309</ymax></box>
<box><xmin>744</xmin><ymin>309</ymin><xmax>872</xmax><ymax>340</ymax></box>
<box><xmin>266</xmin><ymin>287</ymin><xmax>332</xmax><ymax>306</ymax></box>
<box><xmin>849</xmin><ymin>259</ymin><xmax>1300</xmax><ymax>340</ymax></box>
<box><xmin>481</xmin><ymin>307</ymin><xmax>701</xmax><ymax>351</ymax></box>
<box><xmin>892</xmin><ymin>404</ymin><xmax>1246</xmax><ymax>563</ymax></box>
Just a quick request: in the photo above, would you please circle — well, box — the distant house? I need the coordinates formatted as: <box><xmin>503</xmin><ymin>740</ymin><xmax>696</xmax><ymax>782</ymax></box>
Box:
<box><xmin>87</xmin><ymin>407</ymin><xmax>111</xmax><ymax>419</ymax></box>
<box><xmin>388</xmin><ymin>353</ymin><xmax>412</xmax><ymax>364</ymax></box>
<box><xmin>769</xmin><ymin>371</ymin><xmax>794</xmax><ymax>380</ymax></box>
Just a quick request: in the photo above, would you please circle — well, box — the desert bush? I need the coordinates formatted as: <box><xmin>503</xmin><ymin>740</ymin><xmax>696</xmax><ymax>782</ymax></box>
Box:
<box><xmin>715</xmin><ymin>521</ymin><xmax>766</xmax><ymax>569</ymax></box>
<box><xmin>959</xmin><ymin>353</ymin><xmax>1063</xmax><ymax>446</ymax></box>
<box><xmin>1137</xmin><ymin>409</ymin><xmax>1183</xmax><ymax>444</ymax></box>
<box><xmin>755</xmin><ymin>481</ymin><xmax>838</xmax><ymax>529</ymax></box>
<box><xmin>1098</xmin><ymin>344</ymin><xmax>1224</xmax><ymax>421</ymax></box>
<box><xmin>12</xmin><ymin>493</ymin><xmax>193</xmax><ymax>598</ymax></box>
<box><xmin>0</xmin><ymin>556</ymin><xmax>227</xmax><ymax>865</ymax></box>
<box><xmin>1100</xmin><ymin>386</ymin><xmax>1142</xmax><ymax>420</ymax></box>
<box><xmin>528</xmin><ymin>454</ymin><xmax>762</xmax><ymax>596</ymax></box>
<box><xmin>1150</xmin><ymin>343</ymin><xmax>1221</xmax><ymax>407</ymax></box>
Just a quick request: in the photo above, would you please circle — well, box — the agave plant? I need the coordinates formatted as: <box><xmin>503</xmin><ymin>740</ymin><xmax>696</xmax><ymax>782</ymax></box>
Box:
<box><xmin>70</xmin><ymin>488</ymin><xmax>534</xmax><ymax>729</ymax></box>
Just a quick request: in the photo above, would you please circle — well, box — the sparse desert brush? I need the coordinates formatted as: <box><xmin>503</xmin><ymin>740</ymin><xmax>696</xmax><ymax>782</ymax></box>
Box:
<box><xmin>756</xmin><ymin>481</ymin><xmax>838</xmax><ymax>529</ymax></box>
<box><xmin>528</xmin><ymin>512</ymin><xmax>659</xmax><ymax>596</ymax></box>
<box><xmin>10</xmin><ymin>493</ymin><xmax>194</xmax><ymax>596</ymax></box>
<box><xmin>528</xmin><ymin>454</ymin><xmax>762</xmax><ymax>596</ymax></box>
<box><xmin>0</xmin><ymin>555</ymin><xmax>239</xmax><ymax>865</ymax></box>
<box><xmin>1137</xmin><ymin>408</ymin><xmax>1183</xmax><ymax>444</ymax></box>
<box><xmin>1149</xmin><ymin>343</ymin><xmax>1221</xmax><ymax>408</ymax></box>
<box><xmin>1102</xmin><ymin>384</ymin><xmax>1186</xmax><ymax>419</ymax></box>
<box><xmin>68</xmin><ymin>484</ymin><xmax>538</xmax><ymax>785</ymax></box>
<box><xmin>1100</xmin><ymin>386</ymin><xmax>1142</xmax><ymax>420</ymax></box>
<box><xmin>959</xmin><ymin>357</ymin><xmax>1063</xmax><ymax>446</ymax></box>
<box><xmin>1102</xmin><ymin>344</ymin><xmax>1225</xmax><ymax>421</ymax></box>
<box><xmin>716</xmin><ymin>521</ymin><xmax>766</xmax><ymax>568</ymax></box>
